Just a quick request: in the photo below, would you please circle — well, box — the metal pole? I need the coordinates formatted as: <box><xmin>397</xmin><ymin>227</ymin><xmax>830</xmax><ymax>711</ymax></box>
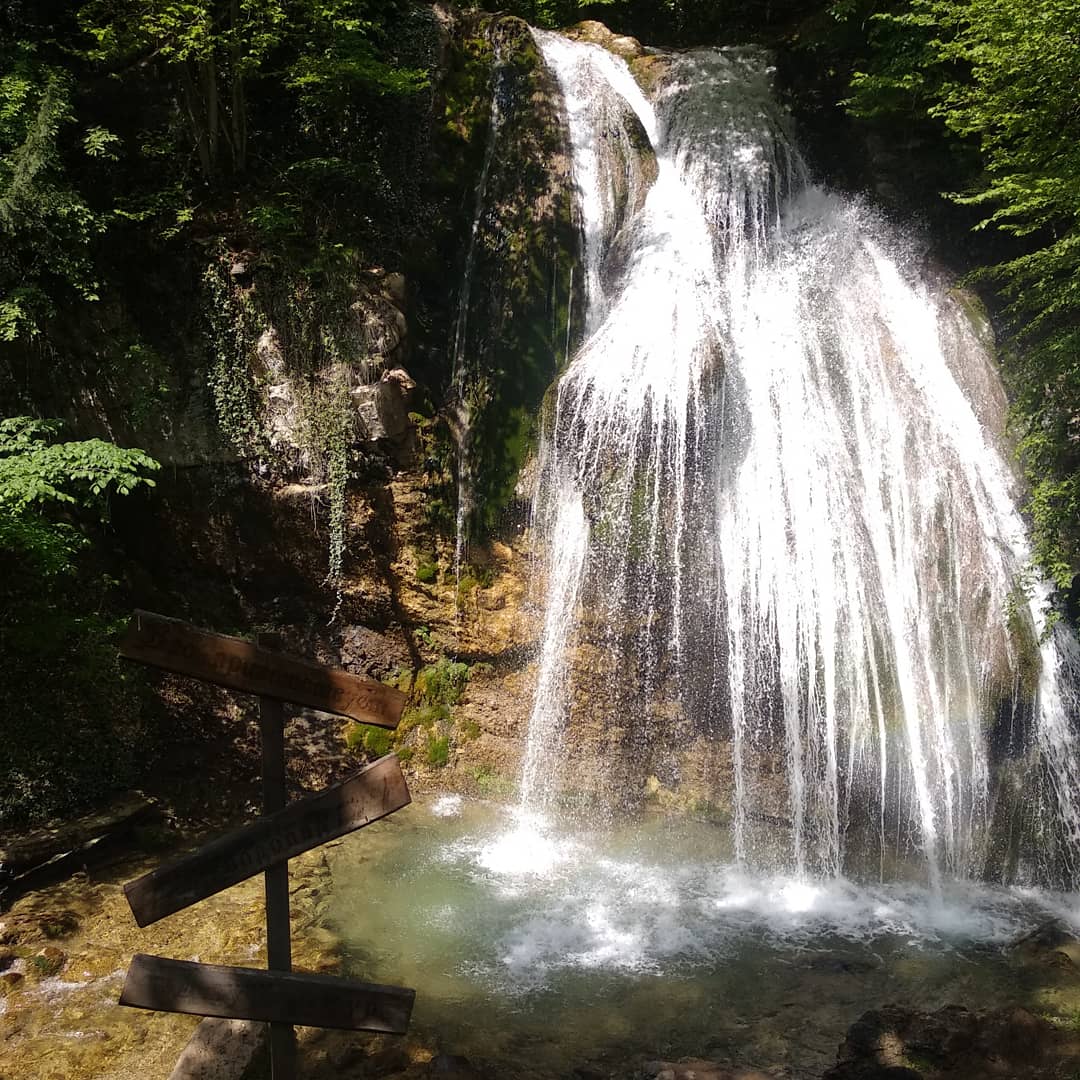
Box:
<box><xmin>258</xmin><ymin>633</ymin><xmax>296</xmax><ymax>1079</ymax></box>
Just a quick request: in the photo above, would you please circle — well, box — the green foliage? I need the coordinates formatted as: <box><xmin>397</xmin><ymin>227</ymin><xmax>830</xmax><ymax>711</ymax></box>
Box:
<box><xmin>841</xmin><ymin>0</ymin><xmax>1080</xmax><ymax>589</ymax></box>
<box><xmin>295</xmin><ymin>361</ymin><xmax>353</xmax><ymax>611</ymax></box>
<box><xmin>0</xmin><ymin>417</ymin><xmax>160</xmax><ymax>824</ymax></box>
<box><xmin>202</xmin><ymin>262</ymin><xmax>267</xmax><ymax>457</ymax></box>
<box><xmin>0</xmin><ymin>417</ymin><xmax>159</xmax><ymax>513</ymax></box>
<box><xmin>0</xmin><ymin>50</ymin><xmax>102</xmax><ymax>339</ymax></box>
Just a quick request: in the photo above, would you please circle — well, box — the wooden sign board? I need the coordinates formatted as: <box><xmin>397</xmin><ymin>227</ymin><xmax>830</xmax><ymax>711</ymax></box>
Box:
<box><xmin>121</xmin><ymin>954</ymin><xmax>415</xmax><ymax>1034</ymax></box>
<box><xmin>119</xmin><ymin>610</ymin><xmax>405</xmax><ymax>728</ymax></box>
<box><xmin>125</xmin><ymin>754</ymin><xmax>410</xmax><ymax>927</ymax></box>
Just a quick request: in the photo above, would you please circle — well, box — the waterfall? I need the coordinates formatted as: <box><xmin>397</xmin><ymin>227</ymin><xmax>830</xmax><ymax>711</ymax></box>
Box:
<box><xmin>522</xmin><ymin>31</ymin><xmax>1080</xmax><ymax>888</ymax></box>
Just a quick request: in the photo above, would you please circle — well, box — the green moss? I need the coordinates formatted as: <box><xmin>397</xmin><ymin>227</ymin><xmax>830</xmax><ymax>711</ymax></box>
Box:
<box><xmin>343</xmin><ymin>722</ymin><xmax>394</xmax><ymax>757</ymax></box>
<box><xmin>458</xmin><ymin>718</ymin><xmax>481</xmax><ymax>741</ymax></box>
<box><xmin>420</xmin><ymin>12</ymin><xmax>582</xmax><ymax>542</ymax></box>
<box><xmin>382</xmin><ymin>667</ymin><xmax>415</xmax><ymax>695</ymax></box>
<box><xmin>1005</xmin><ymin>584</ymin><xmax>1042</xmax><ymax>700</ymax></box>
<box><xmin>426</xmin><ymin>733</ymin><xmax>450</xmax><ymax>767</ymax></box>
<box><xmin>415</xmin><ymin>658</ymin><xmax>471</xmax><ymax>705</ymax></box>
<box><xmin>399</xmin><ymin>702</ymin><xmax>450</xmax><ymax>731</ymax></box>
<box><xmin>416</xmin><ymin>560</ymin><xmax>438</xmax><ymax>583</ymax></box>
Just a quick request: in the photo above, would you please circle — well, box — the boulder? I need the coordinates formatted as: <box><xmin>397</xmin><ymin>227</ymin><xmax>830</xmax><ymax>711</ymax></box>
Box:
<box><xmin>1009</xmin><ymin>919</ymin><xmax>1080</xmax><ymax>967</ymax></box>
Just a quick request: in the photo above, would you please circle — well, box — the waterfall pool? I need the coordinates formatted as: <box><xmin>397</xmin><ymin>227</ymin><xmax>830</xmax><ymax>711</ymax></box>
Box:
<box><xmin>325</xmin><ymin>795</ymin><xmax>1080</xmax><ymax>1078</ymax></box>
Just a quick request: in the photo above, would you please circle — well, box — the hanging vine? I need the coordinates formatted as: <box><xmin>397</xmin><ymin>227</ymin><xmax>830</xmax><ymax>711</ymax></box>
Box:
<box><xmin>296</xmin><ymin>353</ymin><xmax>354</xmax><ymax>621</ymax></box>
<box><xmin>202</xmin><ymin>259</ymin><xmax>267</xmax><ymax>457</ymax></box>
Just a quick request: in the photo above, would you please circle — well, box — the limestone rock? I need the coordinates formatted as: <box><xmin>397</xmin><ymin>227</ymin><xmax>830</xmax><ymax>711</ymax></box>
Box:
<box><xmin>350</xmin><ymin>284</ymin><xmax>409</xmax><ymax>373</ymax></box>
<box><xmin>565</xmin><ymin>20</ymin><xmax>645</xmax><ymax>60</ymax></box>
<box><xmin>167</xmin><ymin>1017</ymin><xmax>266</xmax><ymax>1080</ymax></box>
<box><xmin>352</xmin><ymin>369</ymin><xmax>415</xmax><ymax>443</ymax></box>
<box><xmin>340</xmin><ymin>624</ymin><xmax>413</xmax><ymax>679</ymax></box>
<box><xmin>1009</xmin><ymin>919</ymin><xmax>1080</xmax><ymax>967</ymax></box>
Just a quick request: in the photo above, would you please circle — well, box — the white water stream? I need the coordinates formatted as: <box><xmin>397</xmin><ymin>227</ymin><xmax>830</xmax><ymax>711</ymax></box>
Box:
<box><xmin>518</xmin><ymin>33</ymin><xmax>1080</xmax><ymax>889</ymax></box>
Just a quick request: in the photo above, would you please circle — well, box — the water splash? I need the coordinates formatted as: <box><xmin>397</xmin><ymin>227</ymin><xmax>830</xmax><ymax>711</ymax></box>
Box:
<box><xmin>525</xmin><ymin>32</ymin><xmax>1080</xmax><ymax>887</ymax></box>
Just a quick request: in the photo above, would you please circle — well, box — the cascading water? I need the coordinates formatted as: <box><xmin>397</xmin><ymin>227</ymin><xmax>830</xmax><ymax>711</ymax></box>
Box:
<box><xmin>520</xmin><ymin>32</ymin><xmax>1080</xmax><ymax>890</ymax></box>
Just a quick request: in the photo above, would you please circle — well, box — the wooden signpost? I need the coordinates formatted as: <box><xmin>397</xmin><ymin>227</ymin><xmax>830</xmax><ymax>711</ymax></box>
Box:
<box><xmin>116</xmin><ymin>611</ymin><xmax>414</xmax><ymax>1079</ymax></box>
<box><xmin>121</xmin><ymin>955</ymin><xmax>415</xmax><ymax>1035</ymax></box>
<box><xmin>120</xmin><ymin>609</ymin><xmax>405</xmax><ymax>727</ymax></box>
<box><xmin>124</xmin><ymin>754</ymin><xmax>410</xmax><ymax>927</ymax></box>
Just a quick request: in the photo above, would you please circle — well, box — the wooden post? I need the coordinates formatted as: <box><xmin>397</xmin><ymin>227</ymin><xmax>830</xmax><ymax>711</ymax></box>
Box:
<box><xmin>117</xmin><ymin>613</ymin><xmax>414</xmax><ymax>1069</ymax></box>
<box><xmin>258</xmin><ymin>634</ymin><xmax>295</xmax><ymax>1080</ymax></box>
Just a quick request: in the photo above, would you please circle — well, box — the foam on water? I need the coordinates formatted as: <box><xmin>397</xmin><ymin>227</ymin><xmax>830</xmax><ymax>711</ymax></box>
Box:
<box><xmin>432</xmin><ymin>794</ymin><xmax>465</xmax><ymax>818</ymax></box>
<box><xmin>420</xmin><ymin>805</ymin><xmax>1080</xmax><ymax>985</ymax></box>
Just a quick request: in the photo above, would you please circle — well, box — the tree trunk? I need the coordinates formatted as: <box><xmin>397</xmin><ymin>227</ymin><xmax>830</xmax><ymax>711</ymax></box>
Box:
<box><xmin>203</xmin><ymin>59</ymin><xmax>220</xmax><ymax>174</ymax></box>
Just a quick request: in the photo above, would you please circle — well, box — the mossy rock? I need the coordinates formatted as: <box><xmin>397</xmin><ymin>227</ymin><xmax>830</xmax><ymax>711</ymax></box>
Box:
<box><xmin>27</xmin><ymin>946</ymin><xmax>66</xmax><ymax>980</ymax></box>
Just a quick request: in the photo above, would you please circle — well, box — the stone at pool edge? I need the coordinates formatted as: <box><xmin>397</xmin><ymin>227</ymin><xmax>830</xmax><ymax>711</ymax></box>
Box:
<box><xmin>642</xmin><ymin>1061</ymin><xmax>779</xmax><ymax>1080</ymax></box>
<box><xmin>429</xmin><ymin>1052</ymin><xmax>480</xmax><ymax>1078</ymax></box>
<box><xmin>822</xmin><ymin>1003</ymin><xmax>1080</xmax><ymax>1079</ymax></box>
<box><xmin>1008</xmin><ymin>917</ymin><xmax>1080</xmax><ymax>969</ymax></box>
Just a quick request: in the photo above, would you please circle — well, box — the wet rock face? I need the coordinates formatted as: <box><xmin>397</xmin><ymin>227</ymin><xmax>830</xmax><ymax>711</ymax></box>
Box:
<box><xmin>420</xmin><ymin>10</ymin><xmax>582</xmax><ymax>535</ymax></box>
<box><xmin>823</xmin><ymin>1004</ymin><xmax>1080</xmax><ymax>1080</ymax></box>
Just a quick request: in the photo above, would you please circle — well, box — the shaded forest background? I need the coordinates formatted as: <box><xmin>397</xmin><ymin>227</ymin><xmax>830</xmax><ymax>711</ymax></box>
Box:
<box><xmin>2</xmin><ymin>0</ymin><xmax>1078</xmax><ymax>824</ymax></box>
